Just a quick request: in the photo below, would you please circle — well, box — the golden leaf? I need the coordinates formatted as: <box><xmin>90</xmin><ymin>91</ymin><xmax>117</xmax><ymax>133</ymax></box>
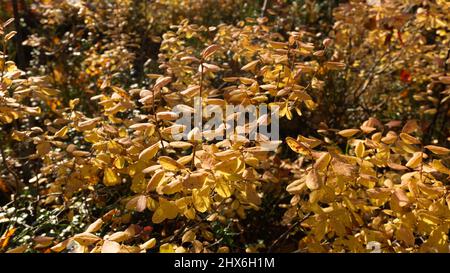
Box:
<box><xmin>152</xmin><ymin>198</ymin><xmax>179</xmax><ymax>224</ymax></box>
<box><xmin>182</xmin><ymin>230</ymin><xmax>196</xmax><ymax>243</ymax></box>
<box><xmin>286</xmin><ymin>137</ymin><xmax>311</xmax><ymax>156</ymax></box>
<box><xmin>405</xmin><ymin>152</ymin><xmax>422</xmax><ymax>169</ymax></box>
<box><xmin>159</xmin><ymin>156</ymin><xmax>184</xmax><ymax>171</ymax></box>
<box><xmin>156</xmin><ymin>111</ymin><xmax>179</xmax><ymax>121</ymax></box>
<box><xmin>338</xmin><ymin>129</ymin><xmax>360</xmax><ymax>138</ymax></box>
<box><xmin>241</xmin><ymin>60</ymin><xmax>259</xmax><ymax>71</ymax></box>
<box><xmin>399</xmin><ymin>133</ymin><xmax>421</xmax><ymax>145</ymax></box>
<box><xmin>393</xmin><ymin>189</ymin><xmax>410</xmax><ymax>207</ymax></box>
<box><xmin>424</xmin><ymin>145</ymin><xmax>450</xmax><ymax>155</ymax></box>
<box><xmin>355</xmin><ymin>141</ymin><xmax>365</xmax><ymax>158</ymax></box>
<box><xmin>192</xmin><ymin>187</ymin><xmax>211</xmax><ymax>213</ymax></box>
<box><xmin>214</xmin><ymin>157</ymin><xmax>242</xmax><ymax>175</ymax></box>
<box><xmin>215</xmin><ymin>176</ymin><xmax>232</xmax><ymax>198</ymax></box>
<box><xmin>286</xmin><ymin>179</ymin><xmax>307</xmax><ymax>194</ymax></box>
<box><xmin>140</xmin><ymin>238</ymin><xmax>157</xmax><ymax>250</ymax></box>
<box><xmin>183</xmin><ymin>172</ymin><xmax>207</xmax><ymax>189</ymax></box>
<box><xmin>159</xmin><ymin>243</ymin><xmax>175</xmax><ymax>253</ymax></box>
<box><xmin>103</xmin><ymin>168</ymin><xmax>121</xmax><ymax>186</ymax></box>
<box><xmin>85</xmin><ymin>219</ymin><xmax>104</xmax><ymax>233</ymax></box>
<box><xmin>139</xmin><ymin>143</ymin><xmax>160</xmax><ymax>162</ymax></box>
<box><xmin>146</xmin><ymin>170</ymin><xmax>165</xmax><ymax>192</ymax></box>
<box><xmin>50</xmin><ymin>239</ymin><xmax>70</xmax><ymax>253</ymax></box>
<box><xmin>113</xmin><ymin>156</ymin><xmax>126</xmax><ymax>169</ymax></box>
<box><xmin>0</xmin><ymin>228</ymin><xmax>16</xmax><ymax>250</ymax></box>
<box><xmin>72</xmin><ymin>233</ymin><xmax>101</xmax><ymax>246</ymax></box>
<box><xmin>381</xmin><ymin>131</ymin><xmax>397</xmax><ymax>144</ymax></box>
<box><xmin>54</xmin><ymin>126</ymin><xmax>68</xmax><ymax>138</ymax></box>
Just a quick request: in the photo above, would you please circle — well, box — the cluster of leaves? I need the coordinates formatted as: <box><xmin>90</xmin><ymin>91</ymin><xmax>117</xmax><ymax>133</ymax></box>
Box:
<box><xmin>320</xmin><ymin>0</ymin><xmax>449</xmax><ymax>134</ymax></box>
<box><xmin>285</xmin><ymin>118</ymin><xmax>450</xmax><ymax>252</ymax></box>
<box><xmin>0</xmin><ymin>0</ymin><xmax>449</xmax><ymax>253</ymax></box>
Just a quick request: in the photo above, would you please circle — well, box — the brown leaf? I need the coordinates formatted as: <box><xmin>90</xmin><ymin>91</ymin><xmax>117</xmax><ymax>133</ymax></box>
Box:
<box><xmin>72</xmin><ymin>233</ymin><xmax>102</xmax><ymax>246</ymax></box>
<box><xmin>424</xmin><ymin>145</ymin><xmax>450</xmax><ymax>155</ymax></box>
<box><xmin>126</xmin><ymin>195</ymin><xmax>147</xmax><ymax>212</ymax></box>
<box><xmin>305</xmin><ymin>169</ymin><xmax>321</xmax><ymax>190</ymax></box>
<box><xmin>201</xmin><ymin>44</ymin><xmax>221</xmax><ymax>59</ymax></box>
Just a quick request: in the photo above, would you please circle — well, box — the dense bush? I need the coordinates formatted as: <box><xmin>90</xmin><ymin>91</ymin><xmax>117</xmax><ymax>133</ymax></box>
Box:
<box><xmin>0</xmin><ymin>0</ymin><xmax>449</xmax><ymax>253</ymax></box>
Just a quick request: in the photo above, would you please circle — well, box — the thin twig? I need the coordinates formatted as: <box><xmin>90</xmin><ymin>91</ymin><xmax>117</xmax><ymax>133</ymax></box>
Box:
<box><xmin>268</xmin><ymin>212</ymin><xmax>311</xmax><ymax>252</ymax></box>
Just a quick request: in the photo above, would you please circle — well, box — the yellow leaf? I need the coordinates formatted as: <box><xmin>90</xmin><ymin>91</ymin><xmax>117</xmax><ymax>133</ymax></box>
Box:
<box><xmin>217</xmin><ymin>246</ymin><xmax>230</xmax><ymax>253</ymax></box>
<box><xmin>140</xmin><ymin>238</ymin><xmax>157</xmax><ymax>250</ymax></box>
<box><xmin>113</xmin><ymin>156</ymin><xmax>126</xmax><ymax>169</ymax></box>
<box><xmin>215</xmin><ymin>176</ymin><xmax>232</xmax><ymax>198</ymax></box>
<box><xmin>405</xmin><ymin>152</ymin><xmax>422</xmax><ymax>169</ymax></box>
<box><xmin>286</xmin><ymin>137</ymin><xmax>311</xmax><ymax>156</ymax></box>
<box><xmin>11</xmin><ymin>130</ymin><xmax>27</xmax><ymax>141</ymax></box>
<box><xmin>430</xmin><ymin>160</ymin><xmax>450</xmax><ymax>175</ymax></box>
<box><xmin>159</xmin><ymin>156</ymin><xmax>184</xmax><ymax>171</ymax></box>
<box><xmin>159</xmin><ymin>243</ymin><xmax>175</xmax><ymax>253</ymax></box>
<box><xmin>214</xmin><ymin>157</ymin><xmax>241</xmax><ymax>175</ymax></box>
<box><xmin>393</xmin><ymin>189</ymin><xmax>410</xmax><ymax>207</ymax></box>
<box><xmin>184</xmin><ymin>207</ymin><xmax>196</xmax><ymax>220</ymax></box>
<box><xmin>152</xmin><ymin>198</ymin><xmax>179</xmax><ymax>224</ymax></box>
<box><xmin>146</xmin><ymin>170</ymin><xmax>165</xmax><ymax>192</ymax></box>
<box><xmin>5</xmin><ymin>31</ymin><xmax>17</xmax><ymax>41</ymax></box>
<box><xmin>103</xmin><ymin>168</ymin><xmax>121</xmax><ymax>186</ymax></box>
<box><xmin>314</xmin><ymin>152</ymin><xmax>331</xmax><ymax>171</ymax></box>
<box><xmin>180</xmin><ymin>85</ymin><xmax>200</xmax><ymax>97</ymax></box>
<box><xmin>182</xmin><ymin>230</ymin><xmax>196</xmax><ymax>243</ymax></box>
<box><xmin>402</xmin><ymin>120</ymin><xmax>419</xmax><ymax>134</ymax></box>
<box><xmin>139</xmin><ymin>143</ymin><xmax>160</xmax><ymax>162</ymax></box>
<box><xmin>0</xmin><ymin>228</ymin><xmax>16</xmax><ymax>250</ymax></box>
<box><xmin>153</xmin><ymin>76</ymin><xmax>172</xmax><ymax>91</ymax></box>
<box><xmin>192</xmin><ymin>187</ymin><xmax>211</xmax><ymax>213</ymax></box>
<box><xmin>54</xmin><ymin>126</ymin><xmax>68</xmax><ymax>138</ymax></box>
<box><xmin>381</xmin><ymin>131</ymin><xmax>397</xmax><ymax>144</ymax></box>
<box><xmin>355</xmin><ymin>141</ymin><xmax>365</xmax><ymax>158</ymax></box>
<box><xmin>399</xmin><ymin>133</ymin><xmax>421</xmax><ymax>145</ymax></box>
<box><xmin>183</xmin><ymin>172</ymin><xmax>207</xmax><ymax>189</ymax></box>
<box><xmin>159</xmin><ymin>178</ymin><xmax>183</xmax><ymax>195</ymax></box>
<box><xmin>338</xmin><ymin>129</ymin><xmax>360</xmax><ymax>138</ymax></box>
